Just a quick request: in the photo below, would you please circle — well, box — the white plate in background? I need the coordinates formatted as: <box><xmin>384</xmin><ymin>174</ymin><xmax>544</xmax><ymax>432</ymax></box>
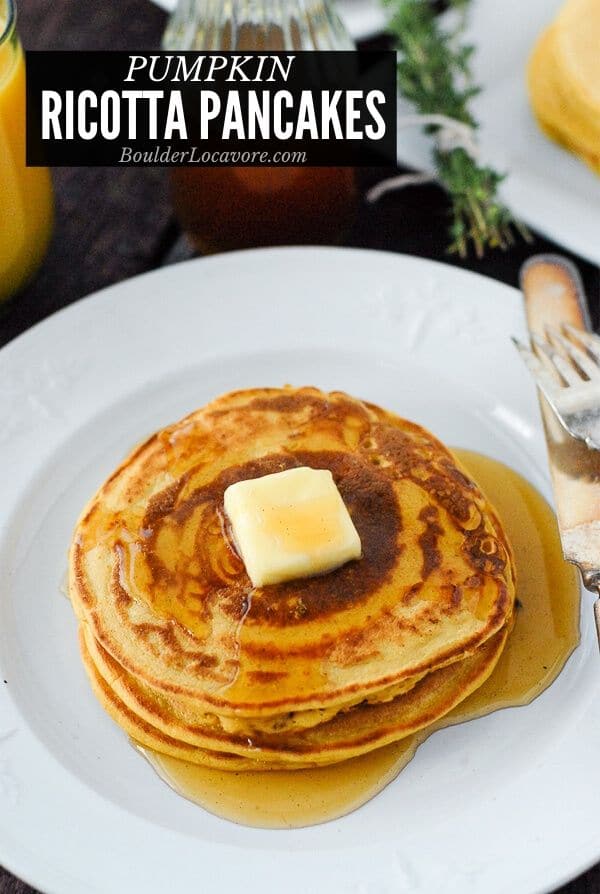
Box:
<box><xmin>0</xmin><ymin>247</ymin><xmax>598</xmax><ymax>894</ymax></box>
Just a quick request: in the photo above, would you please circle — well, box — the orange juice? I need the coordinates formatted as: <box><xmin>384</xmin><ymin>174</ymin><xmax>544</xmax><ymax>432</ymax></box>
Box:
<box><xmin>0</xmin><ymin>1</ymin><xmax>53</xmax><ymax>302</ymax></box>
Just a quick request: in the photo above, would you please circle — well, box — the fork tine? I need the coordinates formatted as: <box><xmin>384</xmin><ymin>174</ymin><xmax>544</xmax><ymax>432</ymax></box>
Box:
<box><xmin>512</xmin><ymin>337</ymin><xmax>564</xmax><ymax>401</ymax></box>
<box><xmin>532</xmin><ymin>333</ymin><xmax>584</xmax><ymax>386</ymax></box>
<box><xmin>563</xmin><ymin>323</ymin><xmax>600</xmax><ymax>363</ymax></box>
<box><xmin>546</xmin><ymin>326</ymin><xmax>600</xmax><ymax>380</ymax></box>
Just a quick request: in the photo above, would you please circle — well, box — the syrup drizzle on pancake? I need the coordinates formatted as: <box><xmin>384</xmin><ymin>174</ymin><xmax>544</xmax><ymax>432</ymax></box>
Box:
<box><xmin>71</xmin><ymin>389</ymin><xmax>516</xmax><ymax>720</ymax></box>
<box><xmin>136</xmin><ymin>450</ymin><xmax>580</xmax><ymax>828</ymax></box>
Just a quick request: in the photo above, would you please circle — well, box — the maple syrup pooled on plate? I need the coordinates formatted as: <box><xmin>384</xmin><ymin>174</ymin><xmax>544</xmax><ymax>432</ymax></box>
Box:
<box><xmin>135</xmin><ymin>450</ymin><xmax>580</xmax><ymax>828</ymax></box>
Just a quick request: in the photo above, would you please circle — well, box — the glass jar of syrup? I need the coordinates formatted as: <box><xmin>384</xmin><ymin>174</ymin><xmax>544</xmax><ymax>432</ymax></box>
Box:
<box><xmin>163</xmin><ymin>0</ymin><xmax>357</xmax><ymax>254</ymax></box>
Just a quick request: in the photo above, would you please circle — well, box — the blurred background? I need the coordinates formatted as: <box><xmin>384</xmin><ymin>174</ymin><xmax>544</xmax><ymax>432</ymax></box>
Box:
<box><xmin>1</xmin><ymin>0</ymin><xmax>598</xmax><ymax>350</ymax></box>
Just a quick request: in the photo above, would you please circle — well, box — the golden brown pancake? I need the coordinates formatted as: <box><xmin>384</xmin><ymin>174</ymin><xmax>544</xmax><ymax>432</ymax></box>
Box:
<box><xmin>80</xmin><ymin>622</ymin><xmax>510</xmax><ymax>768</ymax></box>
<box><xmin>81</xmin><ymin>620</ymin><xmax>430</xmax><ymax>737</ymax></box>
<box><xmin>69</xmin><ymin>387</ymin><xmax>515</xmax><ymax>730</ymax></box>
<box><xmin>527</xmin><ymin>2</ymin><xmax>600</xmax><ymax>174</ymax></box>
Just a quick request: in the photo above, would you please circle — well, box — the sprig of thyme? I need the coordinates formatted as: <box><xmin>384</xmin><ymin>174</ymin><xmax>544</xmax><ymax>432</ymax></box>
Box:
<box><xmin>384</xmin><ymin>0</ymin><xmax>529</xmax><ymax>257</ymax></box>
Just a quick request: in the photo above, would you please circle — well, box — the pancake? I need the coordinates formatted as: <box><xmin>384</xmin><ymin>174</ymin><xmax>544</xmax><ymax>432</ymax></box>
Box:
<box><xmin>555</xmin><ymin>0</ymin><xmax>600</xmax><ymax>117</ymax></box>
<box><xmin>69</xmin><ymin>387</ymin><xmax>515</xmax><ymax>728</ymax></box>
<box><xmin>528</xmin><ymin>26</ymin><xmax>600</xmax><ymax>172</ymax></box>
<box><xmin>82</xmin><ymin>621</ymin><xmax>431</xmax><ymax>737</ymax></box>
<box><xmin>527</xmin><ymin>1</ymin><xmax>600</xmax><ymax>174</ymax></box>
<box><xmin>80</xmin><ymin>622</ymin><xmax>510</xmax><ymax>768</ymax></box>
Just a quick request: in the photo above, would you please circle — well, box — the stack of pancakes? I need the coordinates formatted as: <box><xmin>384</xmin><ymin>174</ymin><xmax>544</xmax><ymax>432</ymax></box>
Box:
<box><xmin>528</xmin><ymin>0</ymin><xmax>600</xmax><ymax>174</ymax></box>
<box><xmin>69</xmin><ymin>387</ymin><xmax>515</xmax><ymax>770</ymax></box>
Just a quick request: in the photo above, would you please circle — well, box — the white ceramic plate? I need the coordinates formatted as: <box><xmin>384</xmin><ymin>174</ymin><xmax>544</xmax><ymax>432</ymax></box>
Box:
<box><xmin>149</xmin><ymin>0</ymin><xmax>388</xmax><ymax>41</ymax></box>
<box><xmin>395</xmin><ymin>0</ymin><xmax>600</xmax><ymax>265</ymax></box>
<box><xmin>0</xmin><ymin>247</ymin><xmax>598</xmax><ymax>894</ymax></box>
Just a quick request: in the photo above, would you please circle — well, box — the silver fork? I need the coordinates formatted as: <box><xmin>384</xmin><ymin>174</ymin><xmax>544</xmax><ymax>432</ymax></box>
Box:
<box><xmin>513</xmin><ymin>324</ymin><xmax>600</xmax><ymax>451</ymax></box>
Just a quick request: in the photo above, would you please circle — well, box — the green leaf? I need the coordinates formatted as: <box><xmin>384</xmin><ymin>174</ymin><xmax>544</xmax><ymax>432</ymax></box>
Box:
<box><xmin>384</xmin><ymin>0</ymin><xmax>529</xmax><ymax>256</ymax></box>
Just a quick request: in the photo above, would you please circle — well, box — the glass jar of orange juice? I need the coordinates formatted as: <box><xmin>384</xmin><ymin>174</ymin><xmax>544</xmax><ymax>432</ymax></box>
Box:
<box><xmin>0</xmin><ymin>0</ymin><xmax>53</xmax><ymax>302</ymax></box>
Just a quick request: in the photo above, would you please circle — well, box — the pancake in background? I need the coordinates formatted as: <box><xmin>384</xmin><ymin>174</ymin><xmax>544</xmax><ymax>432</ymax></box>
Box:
<box><xmin>528</xmin><ymin>0</ymin><xmax>600</xmax><ymax>174</ymax></box>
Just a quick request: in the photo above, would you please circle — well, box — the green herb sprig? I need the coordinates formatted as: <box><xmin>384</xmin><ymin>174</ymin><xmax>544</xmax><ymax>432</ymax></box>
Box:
<box><xmin>384</xmin><ymin>0</ymin><xmax>529</xmax><ymax>257</ymax></box>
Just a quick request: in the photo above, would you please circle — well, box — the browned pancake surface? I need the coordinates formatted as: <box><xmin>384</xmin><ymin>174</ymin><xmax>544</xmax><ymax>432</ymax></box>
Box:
<box><xmin>70</xmin><ymin>387</ymin><xmax>515</xmax><ymax>716</ymax></box>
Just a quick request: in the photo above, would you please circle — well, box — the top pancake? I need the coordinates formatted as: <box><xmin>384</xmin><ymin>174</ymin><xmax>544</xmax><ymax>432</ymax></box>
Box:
<box><xmin>69</xmin><ymin>387</ymin><xmax>515</xmax><ymax>717</ymax></box>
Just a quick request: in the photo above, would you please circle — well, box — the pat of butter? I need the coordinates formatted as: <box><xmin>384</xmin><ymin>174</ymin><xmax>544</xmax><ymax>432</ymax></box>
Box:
<box><xmin>224</xmin><ymin>466</ymin><xmax>361</xmax><ymax>587</ymax></box>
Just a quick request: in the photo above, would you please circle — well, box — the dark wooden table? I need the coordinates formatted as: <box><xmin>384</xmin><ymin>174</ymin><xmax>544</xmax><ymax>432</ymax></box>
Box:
<box><xmin>1</xmin><ymin>1</ymin><xmax>599</xmax><ymax>892</ymax></box>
